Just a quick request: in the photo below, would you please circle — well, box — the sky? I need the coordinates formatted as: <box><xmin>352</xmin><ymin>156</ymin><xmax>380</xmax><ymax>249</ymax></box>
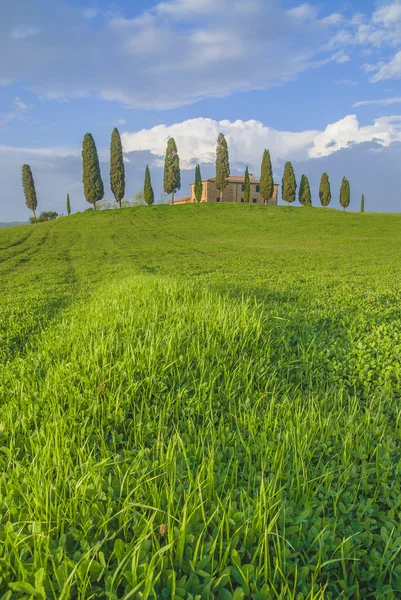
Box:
<box><xmin>1</xmin><ymin>0</ymin><xmax>401</xmax><ymax>220</ymax></box>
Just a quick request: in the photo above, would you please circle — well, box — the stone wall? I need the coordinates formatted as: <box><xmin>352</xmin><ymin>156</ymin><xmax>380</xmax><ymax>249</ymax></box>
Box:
<box><xmin>189</xmin><ymin>181</ymin><xmax>279</xmax><ymax>205</ymax></box>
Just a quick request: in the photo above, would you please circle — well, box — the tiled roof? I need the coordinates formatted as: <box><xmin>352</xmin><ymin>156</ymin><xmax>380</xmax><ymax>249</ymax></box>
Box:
<box><xmin>190</xmin><ymin>177</ymin><xmax>279</xmax><ymax>185</ymax></box>
<box><xmin>171</xmin><ymin>195</ymin><xmax>191</xmax><ymax>204</ymax></box>
<box><xmin>207</xmin><ymin>176</ymin><xmax>261</xmax><ymax>184</ymax></box>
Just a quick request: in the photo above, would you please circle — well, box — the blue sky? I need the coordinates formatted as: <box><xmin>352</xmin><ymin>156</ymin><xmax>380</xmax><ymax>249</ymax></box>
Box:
<box><xmin>1</xmin><ymin>0</ymin><xmax>401</xmax><ymax>220</ymax></box>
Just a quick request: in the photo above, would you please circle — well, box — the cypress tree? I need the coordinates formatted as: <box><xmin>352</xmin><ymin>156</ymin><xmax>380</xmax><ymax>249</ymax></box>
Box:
<box><xmin>243</xmin><ymin>166</ymin><xmax>251</xmax><ymax>203</ymax></box>
<box><xmin>110</xmin><ymin>128</ymin><xmax>125</xmax><ymax>209</ymax></box>
<box><xmin>82</xmin><ymin>133</ymin><xmax>104</xmax><ymax>210</ymax></box>
<box><xmin>340</xmin><ymin>177</ymin><xmax>350</xmax><ymax>210</ymax></box>
<box><xmin>282</xmin><ymin>161</ymin><xmax>297</xmax><ymax>206</ymax></box>
<box><xmin>361</xmin><ymin>194</ymin><xmax>365</xmax><ymax>213</ymax></box>
<box><xmin>164</xmin><ymin>138</ymin><xmax>181</xmax><ymax>204</ymax></box>
<box><xmin>215</xmin><ymin>133</ymin><xmax>230</xmax><ymax>202</ymax></box>
<box><xmin>144</xmin><ymin>165</ymin><xmax>154</xmax><ymax>206</ymax></box>
<box><xmin>22</xmin><ymin>164</ymin><xmax>37</xmax><ymax>222</ymax></box>
<box><xmin>194</xmin><ymin>165</ymin><xmax>203</xmax><ymax>203</ymax></box>
<box><xmin>260</xmin><ymin>149</ymin><xmax>274</xmax><ymax>204</ymax></box>
<box><xmin>66</xmin><ymin>193</ymin><xmax>71</xmax><ymax>216</ymax></box>
<box><xmin>299</xmin><ymin>174</ymin><xmax>312</xmax><ymax>206</ymax></box>
<box><xmin>319</xmin><ymin>173</ymin><xmax>331</xmax><ymax>207</ymax></box>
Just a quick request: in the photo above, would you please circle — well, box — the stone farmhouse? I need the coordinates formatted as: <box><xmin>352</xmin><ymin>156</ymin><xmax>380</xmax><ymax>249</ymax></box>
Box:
<box><xmin>173</xmin><ymin>175</ymin><xmax>279</xmax><ymax>205</ymax></box>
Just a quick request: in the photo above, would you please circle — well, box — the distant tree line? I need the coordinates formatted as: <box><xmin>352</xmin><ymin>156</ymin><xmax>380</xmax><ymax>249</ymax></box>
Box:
<box><xmin>22</xmin><ymin>128</ymin><xmax>365</xmax><ymax>222</ymax></box>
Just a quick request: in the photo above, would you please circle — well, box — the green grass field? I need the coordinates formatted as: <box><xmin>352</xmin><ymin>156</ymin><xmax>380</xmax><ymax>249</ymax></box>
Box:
<box><xmin>0</xmin><ymin>204</ymin><xmax>400</xmax><ymax>600</ymax></box>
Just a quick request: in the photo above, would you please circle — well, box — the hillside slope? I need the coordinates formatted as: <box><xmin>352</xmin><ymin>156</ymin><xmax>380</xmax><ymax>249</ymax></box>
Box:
<box><xmin>1</xmin><ymin>203</ymin><xmax>399</xmax><ymax>299</ymax></box>
<box><xmin>0</xmin><ymin>204</ymin><xmax>400</xmax><ymax>599</ymax></box>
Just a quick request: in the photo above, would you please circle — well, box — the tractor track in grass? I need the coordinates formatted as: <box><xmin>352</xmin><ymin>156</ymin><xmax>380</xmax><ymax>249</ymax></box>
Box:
<box><xmin>121</xmin><ymin>211</ymin><xmax>223</xmax><ymax>256</ymax></box>
<box><xmin>0</xmin><ymin>228</ymin><xmax>37</xmax><ymax>264</ymax></box>
<box><xmin>0</xmin><ymin>226</ymin><xmax>35</xmax><ymax>252</ymax></box>
<box><xmin>0</xmin><ymin>222</ymin><xmax>54</xmax><ymax>282</ymax></box>
<box><xmin>0</xmin><ymin>227</ymin><xmax>82</xmax><ymax>362</ymax></box>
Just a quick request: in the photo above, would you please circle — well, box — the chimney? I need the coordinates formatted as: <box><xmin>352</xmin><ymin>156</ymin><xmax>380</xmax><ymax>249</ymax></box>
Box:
<box><xmin>249</xmin><ymin>173</ymin><xmax>253</xmax><ymax>179</ymax></box>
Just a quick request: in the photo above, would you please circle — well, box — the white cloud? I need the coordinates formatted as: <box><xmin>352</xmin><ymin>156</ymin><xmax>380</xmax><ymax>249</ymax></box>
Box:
<box><xmin>3</xmin><ymin>114</ymin><xmax>399</xmax><ymax>173</ymax></box>
<box><xmin>2</xmin><ymin>0</ymin><xmax>401</xmax><ymax>107</ymax></box>
<box><xmin>334</xmin><ymin>79</ymin><xmax>358</xmax><ymax>86</ymax></box>
<box><xmin>122</xmin><ymin>118</ymin><xmax>318</xmax><ymax>169</ymax></box>
<box><xmin>287</xmin><ymin>3</ymin><xmax>319</xmax><ymax>22</ymax></box>
<box><xmin>309</xmin><ymin>114</ymin><xmax>401</xmax><ymax>158</ymax></box>
<box><xmin>0</xmin><ymin>97</ymin><xmax>29</xmax><ymax>127</ymax></box>
<box><xmin>155</xmin><ymin>0</ymin><xmax>221</xmax><ymax>17</ymax></box>
<box><xmin>0</xmin><ymin>0</ymin><xmax>354</xmax><ymax>109</ymax></box>
<box><xmin>14</xmin><ymin>97</ymin><xmax>28</xmax><ymax>111</ymax></box>
<box><xmin>372</xmin><ymin>2</ymin><xmax>401</xmax><ymax>30</ymax></box>
<box><xmin>370</xmin><ymin>50</ymin><xmax>401</xmax><ymax>81</ymax></box>
<box><xmin>0</xmin><ymin>145</ymin><xmax>80</xmax><ymax>170</ymax></box>
<box><xmin>0</xmin><ymin>145</ymin><xmax>79</xmax><ymax>157</ymax></box>
<box><xmin>354</xmin><ymin>1</ymin><xmax>401</xmax><ymax>48</ymax></box>
<box><xmin>319</xmin><ymin>13</ymin><xmax>343</xmax><ymax>26</ymax></box>
<box><xmin>332</xmin><ymin>51</ymin><xmax>350</xmax><ymax>63</ymax></box>
<box><xmin>353</xmin><ymin>96</ymin><xmax>401</xmax><ymax>107</ymax></box>
<box><xmin>326</xmin><ymin>1</ymin><xmax>401</xmax><ymax>83</ymax></box>
<box><xmin>9</xmin><ymin>26</ymin><xmax>40</xmax><ymax>39</ymax></box>
<box><xmin>82</xmin><ymin>8</ymin><xmax>98</xmax><ymax>19</ymax></box>
<box><xmin>121</xmin><ymin>114</ymin><xmax>401</xmax><ymax>169</ymax></box>
<box><xmin>362</xmin><ymin>62</ymin><xmax>383</xmax><ymax>73</ymax></box>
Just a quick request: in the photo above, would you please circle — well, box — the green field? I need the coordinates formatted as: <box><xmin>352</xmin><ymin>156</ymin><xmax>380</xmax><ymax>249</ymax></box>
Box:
<box><xmin>0</xmin><ymin>204</ymin><xmax>400</xmax><ymax>600</ymax></box>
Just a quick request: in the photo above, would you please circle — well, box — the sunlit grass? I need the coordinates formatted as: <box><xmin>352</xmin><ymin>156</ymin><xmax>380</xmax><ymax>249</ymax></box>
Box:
<box><xmin>0</xmin><ymin>204</ymin><xmax>400</xmax><ymax>599</ymax></box>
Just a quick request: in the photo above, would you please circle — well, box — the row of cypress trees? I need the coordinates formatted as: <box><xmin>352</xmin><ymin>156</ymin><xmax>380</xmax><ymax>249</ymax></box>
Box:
<box><xmin>22</xmin><ymin>128</ymin><xmax>156</xmax><ymax>220</ymax></box>
<box><xmin>21</xmin><ymin>130</ymin><xmax>363</xmax><ymax>221</ymax></box>
<box><xmin>82</xmin><ymin>130</ymin><xmax>155</xmax><ymax>210</ymax></box>
<box><xmin>193</xmin><ymin>134</ymin><xmax>357</xmax><ymax>210</ymax></box>
<box><xmin>282</xmin><ymin>162</ymin><xmax>353</xmax><ymax>210</ymax></box>
<box><xmin>214</xmin><ymin>134</ymin><xmax>357</xmax><ymax>210</ymax></box>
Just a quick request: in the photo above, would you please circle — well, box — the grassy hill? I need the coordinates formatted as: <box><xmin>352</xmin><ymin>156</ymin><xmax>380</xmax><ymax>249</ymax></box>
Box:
<box><xmin>0</xmin><ymin>204</ymin><xmax>400</xmax><ymax>599</ymax></box>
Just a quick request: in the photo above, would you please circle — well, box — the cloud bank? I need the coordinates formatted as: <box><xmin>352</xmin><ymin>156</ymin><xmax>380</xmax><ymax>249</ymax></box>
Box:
<box><xmin>121</xmin><ymin>115</ymin><xmax>401</xmax><ymax>168</ymax></box>
<box><xmin>0</xmin><ymin>0</ymin><xmax>360</xmax><ymax>109</ymax></box>
<box><xmin>1</xmin><ymin>0</ymin><xmax>401</xmax><ymax>112</ymax></box>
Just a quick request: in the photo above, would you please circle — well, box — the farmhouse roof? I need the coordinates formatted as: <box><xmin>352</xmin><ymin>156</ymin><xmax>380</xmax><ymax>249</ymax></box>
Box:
<box><xmin>207</xmin><ymin>176</ymin><xmax>261</xmax><ymax>184</ymax></box>
<box><xmin>170</xmin><ymin>195</ymin><xmax>191</xmax><ymax>204</ymax></box>
<box><xmin>190</xmin><ymin>176</ymin><xmax>279</xmax><ymax>185</ymax></box>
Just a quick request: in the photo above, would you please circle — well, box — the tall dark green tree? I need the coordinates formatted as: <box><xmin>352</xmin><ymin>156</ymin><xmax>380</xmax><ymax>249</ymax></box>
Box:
<box><xmin>164</xmin><ymin>138</ymin><xmax>181</xmax><ymax>204</ymax></box>
<box><xmin>22</xmin><ymin>164</ymin><xmax>37</xmax><ymax>222</ymax></box>
<box><xmin>361</xmin><ymin>194</ymin><xmax>365</xmax><ymax>213</ymax></box>
<box><xmin>194</xmin><ymin>165</ymin><xmax>203</xmax><ymax>203</ymax></box>
<box><xmin>319</xmin><ymin>173</ymin><xmax>331</xmax><ymax>207</ymax></box>
<box><xmin>82</xmin><ymin>133</ymin><xmax>104</xmax><ymax>210</ymax></box>
<box><xmin>260</xmin><ymin>149</ymin><xmax>274</xmax><ymax>205</ymax></box>
<box><xmin>282</xmin><ymin>162</ymin><xmax>297</xmax><ymax>206</ymax></box>
<box><xmin>340</xmin><ymin>177</ymin><xmax>350</xmax><ymax>210</ymax></box>
<box><xmin>66</xmin><ymin>193</ymin><xmax>71</xmax><ymax>215</ymax></box>
<box><xmin>299</xmin><ymin>174</ymin><xmax>312</xmax><ymax>206</ymax></box>
<box><xmin>243</xmin><ymin>166</ymin><xmax>251</xmax><ymax>203</ymax></box>
<box><xmin>144</xmin><ymin>165</ymin><xmax>154</xmax><ymax>206</ymax></box>
<box><xmin>110</xmin><ymin>128</ymin><xmax>125</xmax><ymax>209</ymax></box>
<box><xmin>215</xmin><ymin>133</ymin><xmax>230</xmax><ymax>202</ymax></box>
